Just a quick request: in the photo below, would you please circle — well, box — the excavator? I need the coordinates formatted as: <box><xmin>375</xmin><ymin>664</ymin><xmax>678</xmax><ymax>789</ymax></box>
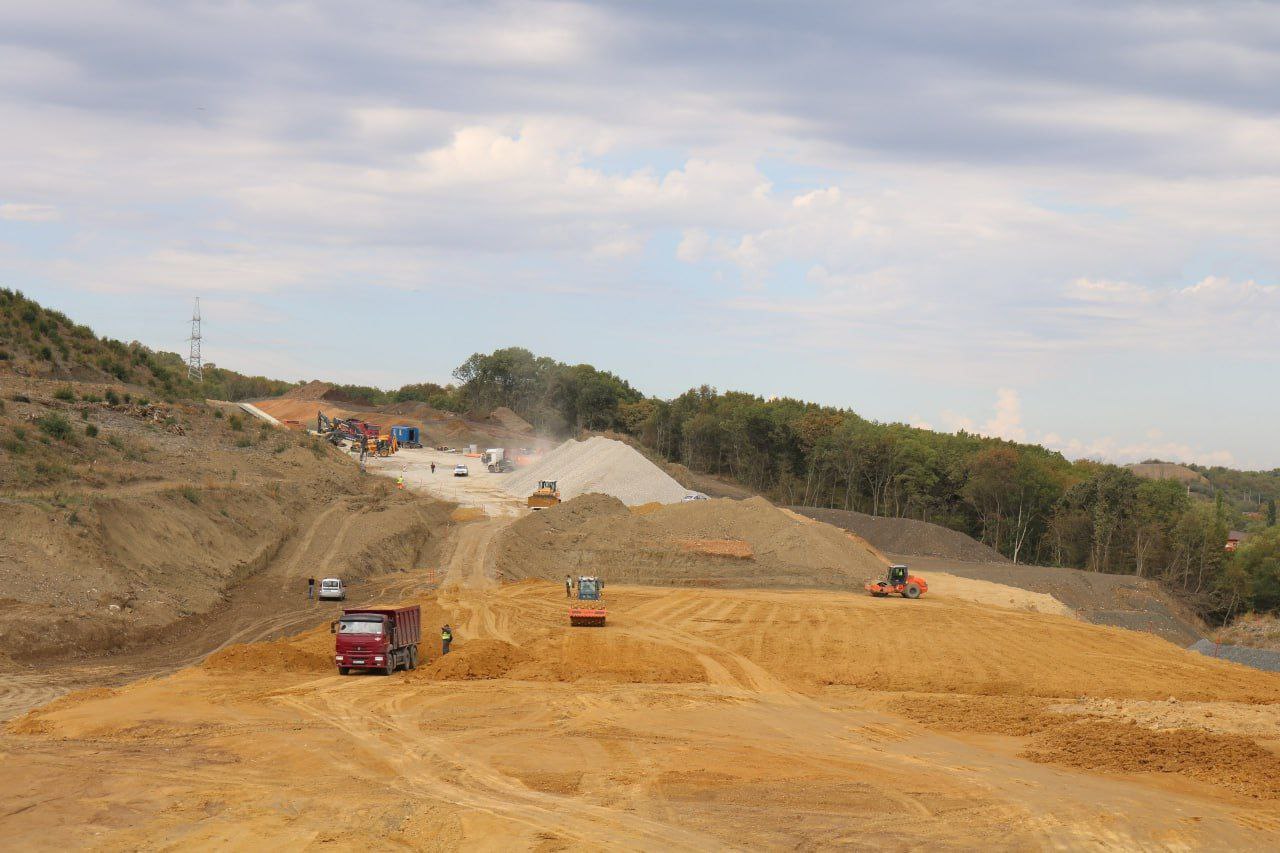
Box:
<box><xmin>865</xmin><ymin>564</ymin><xmax>928</xmax><ymax>599</ymax></box>
<box><xmin>315</xmin><ymin>412</ymin><xmax>346</xmax><ymax>446</ymax></box>
<box><xmin>569</xmin><ymin>576</ymin><xmax>606</xmax><ymax>626</ymax></box>
<box><xmin>527</xmin><ymin>480</ymin><xmax>561</xmax><ymax>510</ymax></box>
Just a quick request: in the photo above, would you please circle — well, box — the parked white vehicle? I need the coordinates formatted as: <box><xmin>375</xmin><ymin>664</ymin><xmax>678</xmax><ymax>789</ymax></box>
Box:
<box><xmin>318</xmin><ymin>577</ymin><xmax>346</xmax><ymax>601</ymax></box>
<box><xmin>453</xmin><ymin>464</ymin><xmax>469</xmax><ymax>477</ymax></box>
<box><xmin>682</xmin><ymin>492</ymin><xmax>710</xmax><ymax>502</ymax></box>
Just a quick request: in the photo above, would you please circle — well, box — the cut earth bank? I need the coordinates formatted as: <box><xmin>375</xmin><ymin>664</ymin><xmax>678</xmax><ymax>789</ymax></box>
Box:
<box><xmin>6</xmin><ymin>477</ymin><xmax>1280</xmax><ymax>849</ymax></box>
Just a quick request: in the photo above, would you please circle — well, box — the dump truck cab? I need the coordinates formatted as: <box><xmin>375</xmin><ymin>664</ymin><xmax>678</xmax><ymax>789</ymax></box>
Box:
<box><xmin>332</xmin><ymin>606</ymin><xmax>421</xmax><ymax>675</ymax></box>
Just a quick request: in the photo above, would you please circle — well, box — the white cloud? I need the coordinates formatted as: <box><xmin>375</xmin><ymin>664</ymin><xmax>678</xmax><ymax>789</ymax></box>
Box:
<box><xmin>945</xmin><ymin>389</ymin><xmax>1234</xmax><ymax>467</ymax></box>
<box><xmin>0</xmin><ymin>202</ymin><xmax>60</xmax><ymax>222</ymax></box>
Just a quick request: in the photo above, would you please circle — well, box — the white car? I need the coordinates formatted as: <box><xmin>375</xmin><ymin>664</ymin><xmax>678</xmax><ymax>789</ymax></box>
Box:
<box><xmin>682</xmin><ymin>492</ymin><xmax>710</xmax><ymax>502</ymax></box>
<box><xmin>318</xmin><ymin>577</ymin><xmax>346</xmax><ymax>601</ymax></box>
<box><xmin>453</xmin><ymin>464</ymin><xmax>469</xmax><ymax>477</ymax></box>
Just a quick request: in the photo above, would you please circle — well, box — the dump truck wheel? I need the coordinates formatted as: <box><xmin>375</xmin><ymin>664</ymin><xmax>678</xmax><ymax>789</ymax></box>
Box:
<box><xmin>903</xmin><ymin>583</ymin><xmax>921</xmax><ymax>599</ymax></box>
<box><xmin>408</xmin><ymin>646</ymin><xmax>418</xmax><ymax>670</ymax></box>
<box><xmin>383</xmin><ymin>657</ymin><xmax>395</xmax><ymax>676</ymax></box>
<box><xmin>338</xmin><ymin>667</ymin><xmax>349</xmax><ymax>676</ymax></box>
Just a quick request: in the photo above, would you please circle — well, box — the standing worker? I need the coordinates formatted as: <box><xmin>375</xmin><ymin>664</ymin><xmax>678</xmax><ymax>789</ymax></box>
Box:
<box><xmin>565</xmin><ymin>574</ymin><xmax>572</xmax><ymax>598</ymax></box>
<box><xmin>307</xmin><ymin>577</ymin><xmax>315</xmax><ymax>600</ymax></box>
<box><xmin>441</xmin><ymin>624</ymin><xmax>453</xmax><ymax>655</ymax></box>
<box><xmin>430</xmin><ymin>462</ymin><xmax>436</xmax><ymax>474</ymax></box>
<box><xmin>396</xmin><ymin>474</ymin><xmax>405</xmax><ymax>490</ymax></box>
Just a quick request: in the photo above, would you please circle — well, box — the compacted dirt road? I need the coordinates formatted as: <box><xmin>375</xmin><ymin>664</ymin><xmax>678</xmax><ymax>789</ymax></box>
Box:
<box><xmin>4</xmin><ymin>508</ymin><xmax>1280</xmax><ymax>849</ymax></box>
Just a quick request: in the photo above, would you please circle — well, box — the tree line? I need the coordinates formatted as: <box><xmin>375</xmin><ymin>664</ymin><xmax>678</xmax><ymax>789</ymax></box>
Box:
<box><xmin>446</xmin><ymin>348</ymin><xmax>1280</xmax><ymax>621</ymax></box>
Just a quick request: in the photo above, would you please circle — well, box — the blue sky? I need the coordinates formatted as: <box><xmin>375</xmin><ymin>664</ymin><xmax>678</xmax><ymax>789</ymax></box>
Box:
<box><xmin>2</xmin><ymin>1</ymin><xmax>1279</xmax><ymax>467</ymax></box>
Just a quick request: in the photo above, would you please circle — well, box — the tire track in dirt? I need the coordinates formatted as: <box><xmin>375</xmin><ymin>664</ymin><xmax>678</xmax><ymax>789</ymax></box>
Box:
<box><xmin>273</xmin><ymin>689</ymin><xmax>732</xmax><ymax>850</ymax></box>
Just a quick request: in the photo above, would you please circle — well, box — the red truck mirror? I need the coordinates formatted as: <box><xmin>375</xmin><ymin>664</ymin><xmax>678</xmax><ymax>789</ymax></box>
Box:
<box><xmin>329</xmin><ymin>621</ymin><xmax>337</xmax><ymax>634</ymax></box>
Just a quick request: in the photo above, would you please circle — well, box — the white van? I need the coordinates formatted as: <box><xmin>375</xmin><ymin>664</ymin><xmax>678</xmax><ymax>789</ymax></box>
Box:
<box><xmin>318</xmin><ymin>577</ymin><xmax>346</xmax><ymax>601</ymax></box>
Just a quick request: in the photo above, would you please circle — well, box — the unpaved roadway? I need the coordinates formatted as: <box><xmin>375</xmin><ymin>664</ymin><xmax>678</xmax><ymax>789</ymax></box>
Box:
<box><xmin>365</xmin><ymin>447</ymin><xmax>527</xmax><ymax>516</ymax></box>
<box><xmin>5</xmin><ymin>501</ymin><xmax>1280</xmax><ymax>850</ymax></box>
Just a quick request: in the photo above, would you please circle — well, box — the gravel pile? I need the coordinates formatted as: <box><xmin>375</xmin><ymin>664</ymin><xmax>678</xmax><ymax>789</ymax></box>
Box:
<box><xmin>789</xmin><ymin>507</ymin><xmax>1008</xmax><ymax>563</ymax></box>
<box><xmin>495</xmin><ymin>494</ymin><xmax>888</xmax><ymax>589</ymax></box>
<box><xmin>1188</xmin><ymin>639</ymin><xmax>1280</xmax><ymax>673</ymax></box>
<box><xmin>503</xmin><ymin>437</ymin><xmax>688</xmax><ymax>506</ymax></box>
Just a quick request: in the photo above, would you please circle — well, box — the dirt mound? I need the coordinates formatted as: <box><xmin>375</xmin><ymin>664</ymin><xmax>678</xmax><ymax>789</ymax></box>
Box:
<box><xmin>379</xmin><ymin>401</ymin><xmax>450</xmax><ymax>419</ymax></box>
<box><xmin>281</xmin><ymin>381</ymin><xmax>366</xmax><ymax>403</ymax></box>
<box><xmin>417</xmin><ymin>639</ymin><xmax>531</xmax><ymax>680</ymax></box>
<box><xmin>509</xmin><ymin>633</ymin><xmax>708</xmax><ymax>684</ymax></box>
<box><xmin>488</xmin><ymin>406</ymin><xmax>533</xmax><ymax>434</ymax></box>
<box><xmin>789</xmin><ymin>507</ymin><xmax>1007</xmax><ymax>562</ymax></box>
<box><xmin>908</xmin><ymin>556</ymin><xmax>1205</xmax><ymax>645</ymax></box>
<box><xmin>201</xmin><ymin>638</ymin><xmax>331</xmax><ymax>675</ymax></box>
<box><xmin>1126</xmin><ymin>462</ymin><xmax>1210</xmax><ymax>487</ymax></box>
<box><xmin>891</xmin><ymin>693</ymin><xmax>1280</xmax><ymax>799</ymax></box>
<box><xmin>1023</xmin><ymin>719</ymin><xmax>1280</xmax><ymax>800</ymax></box>
<box><xmin>677</xmin><ymin>539</ymin><xmax>753</xmax><ymax>559</ymax></box>
<box><xmin>496</xmin><ymin>494</ymin><xmax>887</xmax><ymax>590</ymax></box>
<box><xmin>503</xmin><ymin>436</ymin><xmax>687</xmax><ymax>505</ymax></box>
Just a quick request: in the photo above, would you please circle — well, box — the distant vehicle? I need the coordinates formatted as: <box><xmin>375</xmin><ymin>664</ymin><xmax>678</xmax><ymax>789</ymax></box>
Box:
<box><xmin>482</xmin><ymin>448</ymin><xmax>515</xmax><ymax>473</ymax></box>
<box><xmin>332</xmin><ymin>605</ymin><xmax>421</xmax><ymax>675</ymax></box>
<box><xmin>528</xmin><ymin>480</ymin><xmax>561</xmax><ymax>509</ymax></box>
<box><xmin>570</xmin><ymin>576</ymin><xmax>606</xmax><ymax>626</ymax></box>
<box><xmin>865</xmin><ymin>565</ymin><xmax>928</xmax><ymax>599</ymax></box>
<box><xmin>682</xmin><ymin>493</ymin><xmax>710</xmax><ymax>502</ymax></box>
<box><xmin>453</xmin><ymin>464</ymin><xmax>469</xmax><ymax>477</ymax></box>
<box><xmin>390</xmin><ymin>426</ymin><xmax>422</xmax><ymax>448</ymax></box>
<box><xmin>318</xmin><ymin>577</ymin><xmax>346</xmax><ymax>601</ymax></box>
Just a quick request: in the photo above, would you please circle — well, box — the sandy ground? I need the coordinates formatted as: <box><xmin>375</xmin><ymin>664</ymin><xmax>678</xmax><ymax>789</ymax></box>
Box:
<box><xmin>365</xmin><ymin>448</ymin><xmax>528</xmax><ymax>517</ymax></box>
<box><xmin>4</xmin><ymin>506</ymin><xmax>1280</xmax><ymax>850</ymax></box>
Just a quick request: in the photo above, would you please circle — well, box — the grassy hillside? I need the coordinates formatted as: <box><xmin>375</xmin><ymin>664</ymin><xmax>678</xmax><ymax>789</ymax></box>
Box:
<box><xmin>0</xmin><ymin>288</ymin><xmax>295</xmax><ymax>402</ymax></box>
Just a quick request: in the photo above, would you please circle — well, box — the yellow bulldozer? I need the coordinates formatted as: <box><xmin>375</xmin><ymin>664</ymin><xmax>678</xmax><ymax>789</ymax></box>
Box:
<box><xmin>527</xmin><ymin>480</ymin><xmax>561</xmax><ymax>510</ymax></box>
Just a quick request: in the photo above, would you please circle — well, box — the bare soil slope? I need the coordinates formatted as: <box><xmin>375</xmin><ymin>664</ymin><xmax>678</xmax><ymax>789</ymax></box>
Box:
<box><xmin>4</xmin><ymin>574</ymin><xmax>1280</xmax><ymax>849</ymax></box>
<box><xmin>0</xmin><ymin>372</ymin><xmax>454</xmax><ymax>662</ymax></box>
<box><xmin>495</xmin><ymin>494</ymin><xmax>890</xmax><ymax>589</ymax></box>
<box><xmin>908</xmin><ymin>555</ymin><xmax>1206</xmax><ymax>645</ymax></box>
<box><xmin>789</xmin><ymin>505</ymin><xmax>1009</xmax><ymax>562</ymax></box>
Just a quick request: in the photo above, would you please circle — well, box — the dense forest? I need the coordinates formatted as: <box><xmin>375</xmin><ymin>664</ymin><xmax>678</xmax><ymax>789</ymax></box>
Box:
<box><xmin>442</xmin><ymin>348</ymin><xmax>1280</xmax><ymax>620</ymax></box>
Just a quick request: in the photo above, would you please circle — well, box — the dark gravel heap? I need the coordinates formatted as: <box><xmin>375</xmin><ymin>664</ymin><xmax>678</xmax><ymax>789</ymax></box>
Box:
<box><xmin>1188</xmin><ymin>639</ymin><xmax>1280</xmax><ymax>673</ymax></box>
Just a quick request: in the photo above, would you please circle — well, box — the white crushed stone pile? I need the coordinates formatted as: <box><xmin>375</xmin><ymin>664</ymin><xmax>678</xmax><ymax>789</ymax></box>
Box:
<box><xmin>503</xmin><ymin>436</ymin><xmax>688</xmax><ymax>506</ymax></box>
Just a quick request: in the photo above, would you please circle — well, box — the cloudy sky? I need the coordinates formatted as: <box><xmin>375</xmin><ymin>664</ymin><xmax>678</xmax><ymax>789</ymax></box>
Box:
<box><xmin>3</xmin><ymin>1</ymin><xmax>1279</xmax><ymax>468</ymax></box>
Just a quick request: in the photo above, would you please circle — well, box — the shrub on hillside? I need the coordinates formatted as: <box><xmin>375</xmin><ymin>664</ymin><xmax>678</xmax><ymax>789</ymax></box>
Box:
<box><xmin>37</xmin><ymin>413</ymin><xmax>73</xmax><ymax>441</ymax></box>
<box><xmin>53</xmin><ymin>386</ymin><xmax>76</xmax><ymax>401</ymax></box>
<box><xmin>85</xmin><ymin>424</ymin><xmax>99</xmax><ymax>438</ymax></box>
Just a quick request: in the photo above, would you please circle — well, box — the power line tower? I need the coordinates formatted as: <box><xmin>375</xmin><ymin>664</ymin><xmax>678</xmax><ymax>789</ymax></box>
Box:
<box><xmin>187</xmin><ymin>297</ymin><xmax>203</xmax><ymax>382</ymax></box>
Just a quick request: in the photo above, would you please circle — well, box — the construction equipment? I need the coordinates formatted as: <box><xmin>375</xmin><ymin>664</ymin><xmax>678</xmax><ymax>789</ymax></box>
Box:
<box><xmin>315</xmin><ymin>412</ymin><xmax>346</xmax><ymax>445</ymax></box>
<box><xmin>482</xmin><ymin>448</ymin><xmax>515</xmax><ymax>473</ymax></box>
<box><xmin>865</xmin><ymin>565</ymin><xmax>928</xmax><ymax>599</ymax></box>
<box><xmin>569</xmin><ymin>576</ymin><xmax>606</xmax><ymax>626</ymax></box>
<box><xmin>332</xmin><ymin>605</ymin><xmax>421</xmax><ymax>675</ymax></box>
<box><xmin>527</xmin><ymin>480</ymin><xmax>561</xmax><ymax>510</ymax></box>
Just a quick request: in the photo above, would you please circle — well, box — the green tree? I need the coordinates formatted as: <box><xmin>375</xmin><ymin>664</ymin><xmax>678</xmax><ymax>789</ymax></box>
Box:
<box><xmin>1267</xmin><ymin>498</ymin><xmax>1277</xmax><ymax>528</ymax></box>
<box><xmin>1237</xmin><ymin>527</ymin><xmax>1280</xmax><ymax>611</ymax></box>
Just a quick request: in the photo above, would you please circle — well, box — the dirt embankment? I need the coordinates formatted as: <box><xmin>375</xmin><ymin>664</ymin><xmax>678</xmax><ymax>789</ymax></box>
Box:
<box><xmin>252</xmin><ymin>394</ymin><xmax>548</xmax><ymax>451</ymax></box>
<box><xmin>495</xmin><ymin>494</ymin><xmax>889</xmax><ymax>589</ymax></box>
<box><xmin>906</xmin><ymin>556</ymin><xmax>1206</xmax><ymax>645</ymax></box>
<box><xmin>0</xmin><ymin>374</ymin><xmax>459</xmax><ymax>662</ymax></box>
<box><xmin>789</xmin><ymin>506</ymin><xmax>1008</xmax><ymax>563</ymax></box>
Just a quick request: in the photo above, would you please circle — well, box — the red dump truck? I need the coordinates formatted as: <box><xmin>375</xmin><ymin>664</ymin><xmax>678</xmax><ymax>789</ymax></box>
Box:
<box><xmin>332</xmin><ymin>605</ymin><xmax>421</xmax><ymax>675</ymax></box>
